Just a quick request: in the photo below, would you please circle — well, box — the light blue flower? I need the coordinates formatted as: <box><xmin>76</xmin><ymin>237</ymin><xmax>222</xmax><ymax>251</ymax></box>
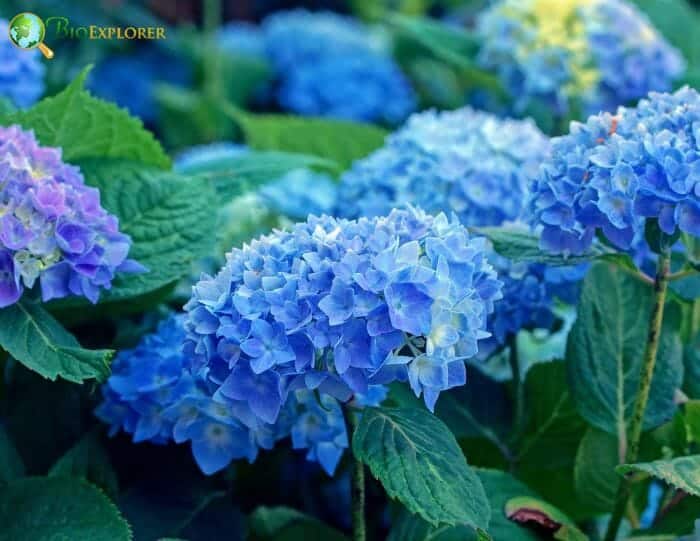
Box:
<box><xmin>527</xmin><ymin>87</ymin><xmax>700</xmax><ymax>255</ymax></box>
<box><xmin>476</xmin><ymin>0</ymin><xmax>684</xmax><ymax>116</ymax></box>
<box><xmin>0</xmin><ymin>19</ymin><xmax>44</xmax><ymax>108</ymax></box>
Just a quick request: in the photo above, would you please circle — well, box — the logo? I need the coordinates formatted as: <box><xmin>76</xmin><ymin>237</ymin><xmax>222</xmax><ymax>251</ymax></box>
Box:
<box><xmin>44</xmin><ymin>17</ymin><xmax>167</xmax><ymax>41</ymax></box>
<box><xmin>8</xmin><ymin>12</ymin><xmax>54</xmax><ymax>59</ymax></box>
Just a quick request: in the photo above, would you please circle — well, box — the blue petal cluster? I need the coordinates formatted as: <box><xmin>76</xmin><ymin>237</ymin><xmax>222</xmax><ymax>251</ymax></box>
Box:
<box><xmin>0</xmin><ymin>19</ymin><xmax>45</xmax><ymax>108</ymax></box>
<box><xmin>96</xmin><ymin>312</ymin><xmax>388</xmax><ymax>475</ymax></box>
<box><xmin>262</xmin><ymin>10</ymin><xmax>416</xmax><ymax>123</ymax></box>
<box><xmin>337</xmin><ymin>107</ymin><xmax>584</xmax><ymax>351</ymax></box>
<box><xmin>337</xmin><ymin>107</ymin><xmax>549</xmax><ymax>224</ymax></box>
<box><xmin>89</xmin><ymin>46</ymin><xmax>191</xmax><ymax>123</ymax></box>
<box><xmin>259</xmin><ymin>169</ymin><xmax>338</xmax><ymax>221</ymax></box>
<box><xmin>527</xmin><ymin>87</ymin><xmax>700</xmax><ymax>255</ymax></box>
<box><xmin>96</xmin><ymin>315</ymin><xmax>281</xmax><ymax>474</ymax></box>
<box><xmin>476</xmin><ymin>0</ymin><xmax>684</xmax><ymax>116</ymax></box>
<box><xmin>0</xmin><ymin>126</ymin><xmax>143</xmax><ymax>307</ymax></box>
<box><xmin>185</xmin><ymin>208</ymin><xmax>501</xmax><ymax>419</ymax></box>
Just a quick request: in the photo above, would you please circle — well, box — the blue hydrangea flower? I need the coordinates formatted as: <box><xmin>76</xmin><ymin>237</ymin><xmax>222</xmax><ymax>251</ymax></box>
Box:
<box><xmin>337</xmin><ymin>107</ymin><xmax>585</xmax><ymax>352</ymax></box>
<box><xmin>96</xmin><ymin>315</ymin><xmax>283</xmax><ymax>475</ymax></box>
<box><xmin>527</xmin><ymin>87</ymin><xmax>700</xmax><ymax>256</ymax></box>
<box><xmin>0</xmin><ymin>126</ymin><xmax>143</xmax><ymax>307</ymax></box>
<box><xmin>96</xmin><ymin>317</ymin><xmax>386</xmax><ymax>476</ymax></box>
<box><xmin>0</xmin><ymin>19</ymin><xmax>45</xmax><ymax>108</ymax></box>
<box><xmin>217</xmin><ymin>22</ymin><xmax>266</xmax><ymax>59</ymax></box>
<box><xmin>337</xmin><ymin>107</ymin><xmax>550</xmax><ymax>224</ymax></box>
<box><xmin>476</xmin><ymin>0</ymin><xmax>684</xmax><ymax>116</ymax></box>
<box><xmin>185</xmin><ymin>208</ymin><xmax>502</xmax><ymax>420</ymax></box>
<box><xmin>262</xmin><ymin>10</ymin><xmax>416</xmax><ymax>123</ymax></box>
<box><xmin>89</xmin><ymin>46</ymin><xmax>191</xmax><ymax>123</ymax></box>
<box><xmin>259</xmin><ymin>169</ymin><xmax>337</xmax><ymax>221</ymax></box>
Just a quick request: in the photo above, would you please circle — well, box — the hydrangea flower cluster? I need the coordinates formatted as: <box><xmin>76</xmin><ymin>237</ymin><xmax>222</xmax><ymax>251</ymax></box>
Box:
<box><xmin>337</xmin><ymin>107</ymin><xmax>584</xmax><ymax>351</ymax></box>
<box><xmin>262</xmin><ymin>10</ymin><xmax>416</xmax><ymax>124</ymax></box>
<box><xmin>96</xmin><ymin>312</ymin><xmax>387</xmax><ymax>475</ymax></box>
<box><xmin>337</xmin><ymin>107</ymin><xmax>549</xmax><ymax>224</ymax></box>
<box><xmin>185</xmin><ymin>208</ymin><xmax>502</xmax><ymax>417</ymax></box>
<box><xmin>0</xmin><ymin>126</ymin><xmax>142</xmax><ymax>307</ymax></box>
<box><xmin>0</xmin><ymin>19</ymin><xmax>45</xmax><ymax>108</ymax></box>
<box><xmin>89</xmin><ymin>46</ymin><xmax>191</xmax><ymax>123</ymax></box>
<box><xmin>527</xmin><ymin>87</ymin><xmax>700</xmax><ymax>256</ymax></box>
<box><xmin>476</xmin><ymin>0</ymin><xmax>684</xmax><ymax>116</ymax></box>
<box><xmin>259</xmin><ymin>169</ymin><xmax>337</xmax><ymax>221</ymax></box>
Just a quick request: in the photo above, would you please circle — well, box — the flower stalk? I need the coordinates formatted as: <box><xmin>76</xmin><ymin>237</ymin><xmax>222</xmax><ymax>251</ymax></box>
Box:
<box><xmin>344</xmin><ymin>407</ymin><xmax>366</xmax><ymax>541</ymax></box>
<box><xmin>604</xmin><ymin>251</ymin><xmax>671</xmax><ymax>541</ymax></box>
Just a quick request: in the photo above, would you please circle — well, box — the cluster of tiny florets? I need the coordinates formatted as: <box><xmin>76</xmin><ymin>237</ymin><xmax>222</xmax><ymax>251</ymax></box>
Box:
<box><xmin>96</xmin><ymin>315</ymin><xmax>388</xmax><ymax>475</ymax></box>
<box><xmin>0</xmin><ymin>126</ymin><xmax>142</xmax><ymax>307</ymax></box>
<box><xmin>0</xmin><ymin>19</ymin><xmax>45</xmax><ymax>108</ymax></box>
<box><xmin>476</xmin><ymin>0</ymin><xmax>684</xmax><ymax>116</ymax></box>
<box><xmin>184</xmin><ymin>208</ymin><xmax>502</xmax><ymax>423</ymax></box>
<box><xmin>262</xmin><ymin>10</ymin><xmax>416</xmax><ymax>123</ymax></box>
<box><xmin>337</xmin><ymin>107</ymin><xmax>550</xmax><ymax>224</ymax></box>
<box><xmin>337</xmin><ymin>107</ymin><xmax>586</xmax><ymax>351</ymax></box>
<box><xmin>527</xmin><ymin>87</ymin><xmax>700</xmax><ymax>255</ymax></box>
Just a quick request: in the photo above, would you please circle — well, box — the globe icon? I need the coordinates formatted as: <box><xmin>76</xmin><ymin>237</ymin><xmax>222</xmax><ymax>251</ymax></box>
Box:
<box><xmin>8</xmin><ymin>13</ymin><xmax>53</xmax><ymax>59</ymax></box>
<box><xmin>8</xmin><ymin>13</ymin><xmax>44</xmax><ymax>50</ymax></box>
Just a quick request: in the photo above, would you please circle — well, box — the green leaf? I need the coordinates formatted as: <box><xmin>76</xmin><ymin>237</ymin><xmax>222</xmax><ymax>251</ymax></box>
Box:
<box><xmin>566</xmin><ymin>263</ymin><xmax>683</xmax><ymax>438</ymax></box>
<box><xmin>227</xmin><ymin>107</ymin><xmax>388</xmax><ymax>171</ymax></box>
<box><xmin>0</xmin><ymin>477</ymin><xmax>132</xmax><ymax>541</ymax></box>
<box><xmin>504</xmin><ymin>497</ymin><xmax>588</xmax><ymax>541</ymax></box>
<box><xmin>119</xmin><ymin>484</ymin><xmax>227</xmax><ymax>541</ymax></box>
<box><xmin>0</xmin><ymin>300</ymin><xmax>113</xmax><ymax>383</ymax></box>
<box><xmin>670</xmin><ymin>273</ymin><xmax>700</xmax><ymax>302</ymax></box>
<box><xmin>684</xmin><ymin>400</ymin><xmax>700</xmax><ymax>443</ymax></box>
<box><xmin>635</xmin><ymin>494</ymin><xmax>700</xmax><ymax>537</ymax></box>
<box><xmin>684</xmin><ymin>334</ymin><xmax>700</xmax><ymax>399</ymax></box>
<box><xmin>617</xmin><ymin>455</ymin><xmax>700</xmax><ymax>497</ymax></box>
<box><xmin>1</xmin><ymin>67</ymin><xmax>170</xmax><ymax>169</ymax></box>
<box><xmin>472</xmin><ymin>226</ymin><xmax>599</xmax><ymax>266</ymax></box>
<box><xmin>352</xmin><ymin>407</ymin><xmax>490</xmax><ymax>530</ymax></box>
<box><xmin>248</xmin><ymin>506</ymin><xmax>348</xmax><ymax>541</ymax></box>
<box><xmin>52</xmin><ymin>159</ymin><xmax>217</xmax><ymax>307</ymax></box>
<box><xmin>573</xmin><ymin>428</ymin><xmax>620</xmax><ymax>512</ymax></box>
<box><xmin>0</xmin><ymin>425</ymin><xmax>24</xmax><ymax>483</ymax></box>
<box><xmin>49</xmin><ymin>432</ymin><xmax>118</xmax><ymax>498</ymax></box>
<box><xmin>180</xmin><ymin>151</ymin><xmax>340</xmax><ymax>201</ymax></box>
<box><xmin>387</xmin><ymin>14</ymin><xmax>504</xmax><ymax>96</ymax></box>
<box><xmin>515</xmin><ymin>362</ymin><xmax>592</xmax><ymax>520</ymax></box>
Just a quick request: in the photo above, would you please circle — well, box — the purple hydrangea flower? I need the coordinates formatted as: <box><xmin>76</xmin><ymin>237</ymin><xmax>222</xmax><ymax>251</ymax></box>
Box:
<box><xmin>262</xmin><ymin>10</ymin><xmax>416</xmax><ymax>123</ymax></box>
<box><xmin>0</xmin><ymin>19</ymin><xmax>45</xmax><ymax>108</ymax></box>
<box><xmin>0</xmin><ymin>126</ymin><xmax>143</xmax><ymax>307</ymax></box>
<box><xmin>527</xmin><ymin>87</ymin><xmax>700</xmax><ymax>255</ymax></box>
<box><xmin>476</xmin><ymin>0</ymin><xmax>684</xmax><ymax>117</ymax></box>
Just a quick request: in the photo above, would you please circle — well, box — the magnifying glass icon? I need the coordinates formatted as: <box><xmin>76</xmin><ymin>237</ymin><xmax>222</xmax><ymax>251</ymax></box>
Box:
<box><xmin>8</xmin><ymin>12</ymin><xmax>54</xmax><ymax>60</ymax></box>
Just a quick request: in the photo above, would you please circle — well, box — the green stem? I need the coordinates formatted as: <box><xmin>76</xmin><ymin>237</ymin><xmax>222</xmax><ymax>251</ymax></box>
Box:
<box><xmin>203</xmin><ymin>0</ymin><xmax>222</xmax><ymax>101</ymax></box>
<box><xmin>344</xmin><ymin>407</ymin><xmax>366</xmax><ymax>541</ymax></box>
<box><xmin>507</xmin><ymin>334</ymin><xmax>525</xmax><ymax>440</ymax></box>
<box><xmin>604</xmin><ymin>252</ymin><xmax>671</xmax><ymax>541</ymax></box>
